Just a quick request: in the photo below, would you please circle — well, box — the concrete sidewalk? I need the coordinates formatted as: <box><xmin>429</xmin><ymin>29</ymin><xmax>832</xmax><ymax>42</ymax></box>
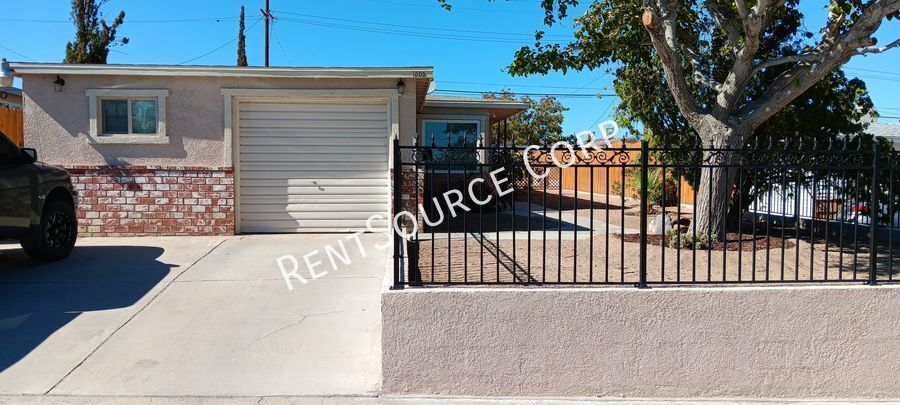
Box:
<box><xmin>0</xmin><ymin>234</ymin><xmax>387</xmax><ymax>397</ymax></box>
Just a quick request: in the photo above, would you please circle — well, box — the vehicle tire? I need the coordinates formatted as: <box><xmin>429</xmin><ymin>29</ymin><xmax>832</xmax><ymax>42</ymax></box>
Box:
<box><xmin>21</xmin><ymin>200</ymin><xmax>78</xmax><ymax>262</ymax></box>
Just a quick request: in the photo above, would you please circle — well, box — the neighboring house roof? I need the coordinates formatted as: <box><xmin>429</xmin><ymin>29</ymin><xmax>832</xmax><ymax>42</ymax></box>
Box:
<box><xmin>866</xmin><ymin>121</ymin><xmax>900</xmax><ymax>150</ymax></box>
<box><xmin>424</xmin><ymin>94</ymin><xmax>528</xmax><ymax>122</ymax></box>
<box><xmin>0</xmin><ymin>87</ymin><xmax>22</xmax><ymax>108</ymax></box>
<box><xmin>868</xmin><ymin>122</ymin><xmax>900</xmax><ymax>139</ymax></box>
<box><xmin>424</xmin><ymin>94</ymin><xmax>528</xmax><ymax>110</ymax></box>
<box><xmin>0</xmin><ymin>87</ymin><xmax>21</xmax><ymax>97</ymax></box>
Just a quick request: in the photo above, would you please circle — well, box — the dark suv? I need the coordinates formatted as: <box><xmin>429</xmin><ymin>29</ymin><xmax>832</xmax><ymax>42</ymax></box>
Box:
<box><xmin>0</xmin><ymin>132</ymin><xmax>78</xmax><ymax>261</ymax></box>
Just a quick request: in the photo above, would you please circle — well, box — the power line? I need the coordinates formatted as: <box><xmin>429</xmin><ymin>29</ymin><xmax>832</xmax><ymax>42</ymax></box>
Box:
<box><xmin>270</xmin><ymin>21</ymin><xmax>293</xmax><ymax>66</ymax></box>
<box><xmin>852</xmin><ymin>74</ymin><xmax>900</xmax><ymax>82</ymax></box>
<box><xmin>354</xmin><ymin>0</ymin><xmax>538</xmax><ymax>14</ymax></box>
<box><xmin>846</xmin><ymin>67</ymin><xmax>900</xmax><ymax>77</ymax></box>
<box><xmin>0</xmin><ymin>17</ymin><xmax>239</xmax><ymax>23</ymax></box>
<box><xmin>434</xmin><ymin>88</ymin><xmax>614</xmax><ymax>98</ymax></box>
<box><xmin>436</xmin><ymin>79</ymin><xmax>611</xmax><ymax>91</ymax></box>
<box><xmin>176</xmin><ymin>17</ymin><xmax>262</xmax><ymax>65</ymax></box>
<box><xmin>0</xmin><ymin>44</ymin><xmax>36</xmax><ymax>62</ymax></box>
<box><xmin>278</xmin><ymin>17</ymin><xmax>566</xmax><ymax>45</ymax></box>
<box><xmin>272</xmin><ymin>9</ymin><xmax>573</xmax><ymax>39</ymax></box>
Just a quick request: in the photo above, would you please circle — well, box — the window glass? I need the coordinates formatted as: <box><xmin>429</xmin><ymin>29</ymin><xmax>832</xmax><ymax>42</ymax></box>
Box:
<box><xmin>101</xmin><ymin>100</ymin><xmax>128</xmax><ymax>134</ymax></box>
<box><xmin>130</xmin><ymin>100</ymin><xmax>158</xmax><ymax>134</ymax></box>
<box><xmin>423</xmin><ymin>121</ymin><xmax>479</xmax><ymax>170</ymax></box>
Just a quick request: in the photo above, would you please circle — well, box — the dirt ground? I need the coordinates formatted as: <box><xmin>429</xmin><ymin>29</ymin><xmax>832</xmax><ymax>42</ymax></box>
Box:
<box><xmin>413</xmin><ymin>236</ymin><xmax>900</xmax><ymax>285</ymax></box>
<box><xmin>411</xmin><ymin>189</ymin><xmax>900</xmax><ymax>285</ymax></box>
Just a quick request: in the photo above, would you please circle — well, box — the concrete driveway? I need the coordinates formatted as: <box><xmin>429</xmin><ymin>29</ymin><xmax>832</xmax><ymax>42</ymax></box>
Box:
<box><xmin>0</xmin><ymin>234</ymin><xmax>387</xmax><ymax>397</ymax></box>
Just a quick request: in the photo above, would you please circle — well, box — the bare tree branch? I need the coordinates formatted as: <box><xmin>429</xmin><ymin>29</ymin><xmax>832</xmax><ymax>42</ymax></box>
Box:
<box><xmin>738</xmin><ymin>0</ymin><xmax>900</xmax><ymax>130</ymax></box>
<box><xmin>734</xmin><ymin>0</ymin><xmax>749</xmax><ymax>25</ymax></box>
<box><xmin>704</xmin><ymin>1</ymin><xmax>741</xmax><ymax>53</ymax></box>
<box><xmin>751</xmin><ymin>53</ymin><xmax>819</xmax><ymax>76</ymax></box>
<box><xmin>711</xmin><ymin>0</ymin><xmax>786</xmax><ymax>117</ymax></box>
<box><xmin>857</xmin><ymin>38</ymin><xmax>900</xmax><ymax>55</ymax></box>
<box><xmin>641</xmin><ymin>4</ymin><xmax>705</xmax><ymax>125</ymax></box>
<box><xmin>684</xmin><ymin>45</ymin><xmax>724</xmax><ymax>91</ymax></box>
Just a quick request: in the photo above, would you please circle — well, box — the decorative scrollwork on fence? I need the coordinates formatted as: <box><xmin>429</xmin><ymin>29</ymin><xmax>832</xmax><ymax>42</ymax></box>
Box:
<box><xmin>406</xmin><ymin>145</ymin><xmax>873</xmax><ymax>170</ymax></box>
<box><xmin>517</xmin><ymin>147</ymin><xmax>637</xmax><ymax>167</ymax></box>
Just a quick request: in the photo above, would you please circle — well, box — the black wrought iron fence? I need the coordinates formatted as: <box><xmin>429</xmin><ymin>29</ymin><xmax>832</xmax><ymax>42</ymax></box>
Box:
<box><xmin>391</xmin><ymin>138</ymin><xmax>900</xmax><ymax>288</ymax></box>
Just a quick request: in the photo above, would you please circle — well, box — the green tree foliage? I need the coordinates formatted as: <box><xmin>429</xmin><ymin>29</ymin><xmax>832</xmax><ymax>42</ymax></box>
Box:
<box><xmin>64</xmin><ymin>0</ymin><xmax>127</xmax><ymax>64</ymax></box>
<box><xmin>482</xmin><ymin>89</ymin><xmax>569</xmax><ymax>145</ymax></box>
<box><xmin>237</xmin><ymin>6</ymin><xmax>248</xmax><ymax>67</ymax></box>
<box><xmin>441</xmin><ymin>0</ymin><xmax>899</xmax><ymax>236</ymax></box>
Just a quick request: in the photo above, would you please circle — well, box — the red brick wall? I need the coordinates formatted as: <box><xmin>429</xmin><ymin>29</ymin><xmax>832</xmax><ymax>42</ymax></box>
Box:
<box><xmin>64</xmin><ymin>165</ymin><xmax>235</xmax><ymax>237</ymax></box>
<box><xmin>392</xmin><ymin>167</ymin><xmax>425</xmax><ymax>231</ymax></box>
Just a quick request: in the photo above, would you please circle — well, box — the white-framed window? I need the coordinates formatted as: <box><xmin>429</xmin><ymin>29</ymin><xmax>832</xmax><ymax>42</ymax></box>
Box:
<box><xmin>421</xmin><ymin>117</ymin><xmax>484</xmax><ymax>171</ymax></box>
<box><xmin>87</xmin><ymin>89</ymin><xmax>168</xmax><ymax>144</ymax></box>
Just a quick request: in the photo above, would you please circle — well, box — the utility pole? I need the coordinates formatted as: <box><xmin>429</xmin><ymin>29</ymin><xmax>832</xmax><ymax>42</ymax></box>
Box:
<box><xmin>261</xmin><ymin>0</ymin><xmax>273</xmax><ymax>67</ymax></box>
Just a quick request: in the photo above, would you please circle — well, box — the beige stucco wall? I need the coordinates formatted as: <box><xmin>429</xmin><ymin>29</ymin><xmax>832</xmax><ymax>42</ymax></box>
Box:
<box><xmin>20</xmin><ymin>74</ymin><xmax>417</xmax><ymax>167</ymax></box>
<box><xmin>383</xmin><ymin>285</ymin><xmax>900</xmax><ymax>399</ymax></box>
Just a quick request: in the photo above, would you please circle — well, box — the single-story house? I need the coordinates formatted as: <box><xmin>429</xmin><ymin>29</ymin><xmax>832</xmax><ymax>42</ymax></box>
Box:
<box><xmin>0</xmin><ymin>87</ymin><xmax>22</xmax><ymax>109</ymax></box>
<box><xmin>9</xmin><ymin>62</ymin><xmax>526</xmax><ymax>236</ymax></box>
<box><xmin>867</xmin><ymin>120</ymin><xmax>900</xmax><ymax>150</ymax></box>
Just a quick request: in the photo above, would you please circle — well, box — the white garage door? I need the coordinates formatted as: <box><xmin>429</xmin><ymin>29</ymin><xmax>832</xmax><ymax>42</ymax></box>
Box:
<box><xmin>237</xmin><ymin>99</ymin><xmax>390</xmax><ymax>233</ymax></box>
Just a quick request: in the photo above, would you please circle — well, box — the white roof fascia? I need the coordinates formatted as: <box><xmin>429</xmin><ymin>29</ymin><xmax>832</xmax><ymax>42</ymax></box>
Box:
<box><xmin>9</xmin><ymin>63</ymin><xmax>434</xmax><ymax>79</ymax></box>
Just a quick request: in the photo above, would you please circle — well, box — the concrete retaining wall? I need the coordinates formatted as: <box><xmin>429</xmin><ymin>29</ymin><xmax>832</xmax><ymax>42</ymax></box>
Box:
<box><xmin>382</xmin><ymin>285</ymin><xmax>900</xmax><ymax>399</ymax></box>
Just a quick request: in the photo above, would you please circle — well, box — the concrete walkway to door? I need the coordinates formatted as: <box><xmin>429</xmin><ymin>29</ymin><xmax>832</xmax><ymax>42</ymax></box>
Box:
<box><xmin>0</xmin><ymin>234</ymin><xmax>387</xmax><ymax>397</ymax></box>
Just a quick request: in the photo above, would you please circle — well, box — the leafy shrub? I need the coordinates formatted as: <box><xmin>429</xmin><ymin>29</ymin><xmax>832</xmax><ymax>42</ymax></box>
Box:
<box><xmin>629</xmin><ymin>168</ymin><xmax>679</xmax><ymax>206</ymax></box>
<box><xmin>666</xmin><ymin>229</ymin><xmax>711</xmax><ymax>250</ymax></box>
<box><xmin>611</xmin><ymin>180</ymin><xmax>622</xmax><ymax>196</ymax></box>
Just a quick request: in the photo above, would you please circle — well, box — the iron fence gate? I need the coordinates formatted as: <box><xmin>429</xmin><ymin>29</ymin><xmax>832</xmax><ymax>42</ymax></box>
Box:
<box><xmin>391</xmin><ymin>137</ymin><xmax>900</xmax><ymax>288</ymax></box>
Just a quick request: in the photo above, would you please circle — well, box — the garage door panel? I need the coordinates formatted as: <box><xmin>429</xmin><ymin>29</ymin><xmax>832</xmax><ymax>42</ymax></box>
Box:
<box><xmin>240</xmin><ymin>102</ymin><xmax>386</xmax><ymax>113</ymax></box>
<box><xmin>240</xmin><ymin>195</ymin><xmax>387</xmax><ymax>205</ymax></box>
<box><xmin>239</xmin><ymin>111</ymin><xmax>388</xmax><ymax>121</ymax></box>
<box><xmin>239</xmin><ymin>170</ymin><xmax>387</xmax><ymax>180</ymax></box>
<box><xmin>241</xmin><ymin>219</ymin><xmax>390</xmax><ymax>234</ymax></box>
<box><xmin>240</xmin><ymin>153</ymin><xmax>387</xmax><ymax>163</ymax></box>
<box><xmin>242</xmin><ymin>203</ymin><xmax>388</xmax><ymax>213</ymax></box>
<box><xmin>241</xmin><ymin>211</ymin><xmax>387</xmax><ymax>221</ymax></box>
<box><xmin>239</xmin><ymin>145</ymin><xmax>386</xmax><ymax>155</ymax></box>
<box><xmin>237</xmin><ymin>100</ymin><xmax>389</xmax><ymax>233</ymax></box>
<box><xmin>241</xmin><ymin>119</ymin><xmax>387</xmax><ymax>130</ymax></box>
<box><xmin>240</xmin><ymin>161</ymin><xmax>387</xmax><ymax>171</ymax></box>
<box><xmin>240</xmin><ymin>185</ymin><xmax>388</xmax><ymax>195</ymax></box>
<box><xmin>238</xmin><ymin>178</ymin><xmax>388</xmax><ymax>186</ymax></box>
<box><xmin>239</xmin><ymin>127</ymin><xmax>389</xmax><ymax>135</ymax></box>
<box><xmin>240</xmin><ymin>136</ymin><xmax>387</xmax><ymax>147</ymax></box>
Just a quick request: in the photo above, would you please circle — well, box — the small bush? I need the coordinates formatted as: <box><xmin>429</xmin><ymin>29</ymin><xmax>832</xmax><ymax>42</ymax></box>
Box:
<box><xmin>629</xmin><ymin>168</ymin><xmax>679</xmax><ymax>206</ymax></box>
<box><xmin>666</xmin><ymin>229</ymin><xmax>711</xmax><ymax>250</ymax></box>
<box><xmin>611</xmin><ymin>180</ymin><xmax>622</xmax><ymax>196</ymax></box>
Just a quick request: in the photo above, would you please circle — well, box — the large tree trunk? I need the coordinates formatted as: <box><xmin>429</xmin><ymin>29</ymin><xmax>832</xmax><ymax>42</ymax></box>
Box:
<box><xmin>690</xmin><ymin>123</ymin><xmax>746</xmax><ymax>240</ymax></box>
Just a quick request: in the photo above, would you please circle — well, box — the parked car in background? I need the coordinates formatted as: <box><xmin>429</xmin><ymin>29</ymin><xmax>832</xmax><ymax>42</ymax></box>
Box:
<box><xmin>0</xmin><ymin>132</ymin><xmax>78</xmax><ymax>261</ymax></box>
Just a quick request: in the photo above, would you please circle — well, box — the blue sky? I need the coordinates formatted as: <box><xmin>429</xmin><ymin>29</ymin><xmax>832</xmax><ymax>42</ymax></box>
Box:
<box><xmin>3</xmin><ymin>0</ymin><xmax>899</xmax><ymax>134</ymax></box>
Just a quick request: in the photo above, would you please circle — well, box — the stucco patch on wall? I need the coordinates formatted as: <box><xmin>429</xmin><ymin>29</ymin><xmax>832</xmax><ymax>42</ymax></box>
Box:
<box><xmin>382</xmin><ymin>285</ymin><xmax>900</xmax><ymax>399</ymax></box>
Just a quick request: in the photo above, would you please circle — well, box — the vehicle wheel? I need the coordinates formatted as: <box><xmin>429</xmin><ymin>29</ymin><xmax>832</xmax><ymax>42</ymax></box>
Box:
<box><xmin>21</xmin><ymin>200</ymin><xmax>78</xmax><ymax>262</ymax></box>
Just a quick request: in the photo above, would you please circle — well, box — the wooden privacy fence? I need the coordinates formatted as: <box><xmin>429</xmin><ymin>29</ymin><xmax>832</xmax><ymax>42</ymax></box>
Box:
<box><xmin>0</xmin><ymin>106</ymin><xmax>23</xmax><ymax>147</ymax></box>
<box><xmin>557</xmin><ymin>141</ymin><xmax>696</xmax><ymax>206</ymax></box>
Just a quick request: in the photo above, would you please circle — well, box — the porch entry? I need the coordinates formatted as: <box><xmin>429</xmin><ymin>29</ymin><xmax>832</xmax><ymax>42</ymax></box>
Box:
<box><xmin>236</xmin><ymin>98</ymin><xmax>390</xmax><ymax>233</ymax></box>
